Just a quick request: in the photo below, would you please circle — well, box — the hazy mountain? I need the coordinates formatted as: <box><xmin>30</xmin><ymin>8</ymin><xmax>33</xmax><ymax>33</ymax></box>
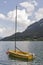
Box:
<box><xmin>1</xmin><ymin>19</ymin><xmax>43</xmax><ymax>41</ymax></box>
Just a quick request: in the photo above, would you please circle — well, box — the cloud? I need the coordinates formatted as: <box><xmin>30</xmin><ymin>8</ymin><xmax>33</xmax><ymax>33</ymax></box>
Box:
<box><xmin>20</xmin><ymin>2</ymin><xmax>34</xmax><ymax>16</ymax></box>
<box><xmin>0</xmin><ymin>28</ymin><xmax>4</xmax><ymax>33</ymax></box>
<box><xmin>0</xmin><ymin>1</ymin><xmax>38</xmax><ymax>37</ymax></box>
<box><xmin>20</xmin><ymin>1</ymin><xmax>37</xmax><ymax>16</ymax></box>
<box><xmin>31</xmin><ymin>0</ymin><xmax>38</xmax><ymax>6</ymax></box>
<box><xmin>0</xmin><ymin>8</ymin><xmax>35</xmax><ymax>37</ymax></box>
<box><xmin>7</xmin><ymin>9</ymin><xmax>27</xmax><ymax>32</ymax></box>
<box><xmin>3</xmin><ymin>28</ymin><xmax>15</xmax><ymax>37</ymax></box>
<box><xmin>35</xmin><ymin>8</ymin><xmax>43</xmax><ymax>21</ymax></box>
<box><xmin>0</xmin><ymin>27</ymin><xmax>15</xmax><ymax>37</ymax></box>
<box><xmin>7</xmin><ymin>9</ymin><xmax>35</xmax><ymax>32</ymax></box>
<box><xmin>0</xmin><ymin>27</ymin><xmax>6</xmax><ymax>33</ymax></box>
<box><xmin>7</xmin><ymin>10</ymin><xmax>16</xmax><ymax>21</ymax></box>
<box><xmin>0</xmin><ymin>13</ymin><xmax>6</xmax><ymax>19</ymax></box>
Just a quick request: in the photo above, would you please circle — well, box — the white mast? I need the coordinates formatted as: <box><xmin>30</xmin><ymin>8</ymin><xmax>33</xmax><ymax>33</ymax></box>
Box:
<box><xmin>15</xmin><ymin>6</ymin><xmax>17</xmax><ymax>52</ymax></box>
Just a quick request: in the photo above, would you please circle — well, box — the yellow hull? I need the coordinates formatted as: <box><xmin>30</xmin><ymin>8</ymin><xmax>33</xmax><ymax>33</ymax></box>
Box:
<box><xmin>7</xmin><ymin>50</ymin><xmax>35</xmax><ymax>61</ymax></box>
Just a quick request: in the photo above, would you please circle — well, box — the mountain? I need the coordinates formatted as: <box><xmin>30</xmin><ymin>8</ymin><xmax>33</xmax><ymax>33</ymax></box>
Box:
<box><xmin>1</xmin><ymin>19</ymin><xmax>43</xmax><ymax>41</ymax></box>
<box><xmin>22</xmin><ymin>19</ymin><xmax>43</xmax><ymax>40</ymax></box>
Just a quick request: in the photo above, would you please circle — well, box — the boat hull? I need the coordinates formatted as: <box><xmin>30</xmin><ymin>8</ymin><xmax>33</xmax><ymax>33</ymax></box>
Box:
<box><xmin>6</xmin><ymin>50</ymin><xmax>35</xmax><ymax>61</ymax></box>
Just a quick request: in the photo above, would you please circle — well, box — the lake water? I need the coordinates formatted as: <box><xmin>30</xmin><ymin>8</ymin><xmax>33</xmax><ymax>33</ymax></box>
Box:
<box><xmin>0</xmin><ymin>41</ymin><xmax>43</xmax><ymax>65</ymax></box>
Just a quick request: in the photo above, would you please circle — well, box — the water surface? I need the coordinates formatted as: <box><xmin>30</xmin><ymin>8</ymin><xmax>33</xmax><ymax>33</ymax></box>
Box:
<box><xmin>0</xmin><ymin>41</ymin><xmax>43</xmax><ymax>65</ymax></box>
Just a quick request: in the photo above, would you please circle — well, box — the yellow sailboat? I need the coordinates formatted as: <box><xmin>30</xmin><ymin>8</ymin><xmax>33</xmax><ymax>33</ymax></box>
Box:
<box><xmin>6</xmin><ymin>50</ymin><xmax>35</xmax><ymax>61</ymax></box>
<box><xmin>6</xmin><ymin>6</ymin><xmax>36</xmax><ymax>61</ymax></box>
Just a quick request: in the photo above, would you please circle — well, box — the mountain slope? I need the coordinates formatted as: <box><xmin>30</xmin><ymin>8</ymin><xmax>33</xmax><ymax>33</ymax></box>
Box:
<box><xmin>1</xmin><ymin>19</ymin><xmax>43</xmax><ymax>41</ymax></box>
<box><xmin>23</xmin><ymin>19</ymin><xmax>43</xmax><ymax>38</ymax></box>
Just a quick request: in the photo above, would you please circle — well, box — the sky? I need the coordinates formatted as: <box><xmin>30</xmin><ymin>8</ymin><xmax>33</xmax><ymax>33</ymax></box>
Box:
<box><xmin>0</xmin><ymin>0</ymin><xmax>43</xmax><ymax>37</ymax></box>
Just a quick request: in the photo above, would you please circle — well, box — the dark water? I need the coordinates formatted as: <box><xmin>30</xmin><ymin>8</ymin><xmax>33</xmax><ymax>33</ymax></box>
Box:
<box><xmin>0</xmin><ymin>41</ymin><xmax>43</xmax><ymax>65</ymax></box>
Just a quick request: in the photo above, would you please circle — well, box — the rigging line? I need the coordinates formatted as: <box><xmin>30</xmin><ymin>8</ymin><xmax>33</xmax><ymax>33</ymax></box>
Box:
<box><xmin>16</xmin><ymin>47</ymin><xmax>26</xmax><ymax>54</ymax></box>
